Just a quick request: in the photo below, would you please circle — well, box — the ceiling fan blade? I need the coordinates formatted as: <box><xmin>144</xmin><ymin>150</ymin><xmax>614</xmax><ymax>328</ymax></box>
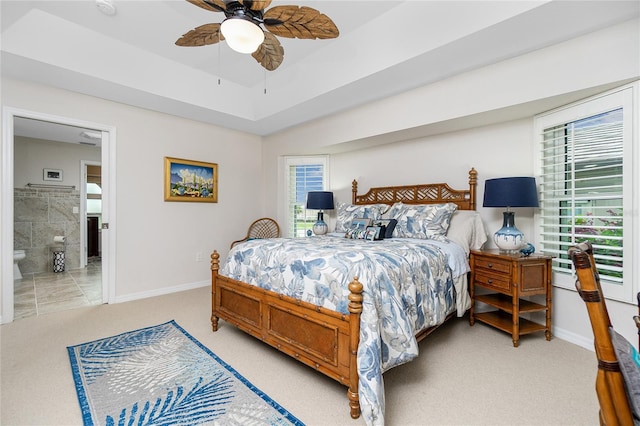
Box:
<box><xmin>251</xmin><ymin>32</ymin><xmax>284</xmax><ymax>71</ymax></box>
<box><xmin>187</xmin><ymin>0</ymin><xmax>227</xmax><ymax>12</ymax></box>
<box><xmin>175</xmin><ymin>23</ymin><xmax>224</xmax><ymax>47</ymax></box>
<box><xmin>186</xmin><ymin>0</ymin><xmax>226</xmax><ymax>13</ymax></box>
<box><xmin>264</xmin><ymin>6</ymin><xmax>339</xmax><ymax>40</ymax></box>
<box><xmin>238</xmin><ymin>0</ymin><xmax>272</xmax><ymax>11</ymax></box>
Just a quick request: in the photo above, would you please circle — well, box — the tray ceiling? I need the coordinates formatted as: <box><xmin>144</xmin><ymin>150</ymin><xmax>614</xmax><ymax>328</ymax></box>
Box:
<box><xmin>2</xmin><ymin>1</ymin><xmax>638</xmax><ymax>137</ymax></box>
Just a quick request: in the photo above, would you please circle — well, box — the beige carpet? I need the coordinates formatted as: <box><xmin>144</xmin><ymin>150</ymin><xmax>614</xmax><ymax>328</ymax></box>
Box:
<box><xmin>1</xmin><ymin>286</ymin><xmax>598</xmax><ymax>425</ymax></box>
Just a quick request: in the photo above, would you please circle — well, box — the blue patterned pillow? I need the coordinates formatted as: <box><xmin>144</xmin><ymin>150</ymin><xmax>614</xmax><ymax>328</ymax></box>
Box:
<box><xmin>390</xmin><ymin>203</ymin><xmax>458</xmax><ymax>241</ymax></box>
<box><xmin>610</xmin><ymin>327</ymin><xmax>640</xmax><ymax>420</ymax></box>
<box><xmin>386</xmin><ymin>202</ymin><xmax>405</xmax><ymax>221</ymax></box>
<box><xmin>334</xmin><ymin>202</ymin><xmax>390</xmax><ymax>233</ymax></box>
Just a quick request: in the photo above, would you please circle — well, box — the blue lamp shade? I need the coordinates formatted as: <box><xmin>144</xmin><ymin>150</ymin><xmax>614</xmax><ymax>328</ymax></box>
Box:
<box><xmin>306</xmin><ymin>191</ymin><xmax>334</xmax><ymax>235</ymax></box>
<box><xmin>483</xmin><ymin>177</ymin><xmax>539</xmax><ymax>252</ymax></box>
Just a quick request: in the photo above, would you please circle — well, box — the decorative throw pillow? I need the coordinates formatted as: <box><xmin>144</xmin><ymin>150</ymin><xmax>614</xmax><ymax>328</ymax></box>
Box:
<box><xmin>334</xmin><ymin>202</ymin><xmax>390</xmax><ymax>233</ymax></box>
<box><xmin>344</xmin><ymin>223</ymin><xmax>368</xmax><ymax>239</ymax></box>
<box><xmin>372</xmin><ymin>219</ymin><xmax>397</xmax><ymax>239</ymax></box>
<box><xmin>610</xmin><ymin>327</ymin><xmax>640</xmax><ymax>420</ymax></box>
<box><xmin>384</xmin><ymin>220</ymin><xmax>396</xmax><ymax>239</ymax></box>
<box><xmin>390</xmin><ymin>203</ymin><xmax>458</xmax><ymax>241</ymax></box>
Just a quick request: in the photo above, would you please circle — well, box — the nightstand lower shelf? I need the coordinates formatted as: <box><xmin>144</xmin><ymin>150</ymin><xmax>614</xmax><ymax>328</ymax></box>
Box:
<box><xmin>475</xmin><ymin>310</ymin><xmax>547</xmax><ymax>337</ymax></box>
<box><xmin>475</xmin><ymin>293</ymin><xmax>547</xmax><ymax>313</ymax></box>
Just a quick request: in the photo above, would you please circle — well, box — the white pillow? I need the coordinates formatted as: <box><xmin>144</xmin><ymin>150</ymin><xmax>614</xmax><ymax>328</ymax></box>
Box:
<box><xmin>446</xmin><ymin>210</ymin><xmax>488</xmax><ymax>255</ymax></box>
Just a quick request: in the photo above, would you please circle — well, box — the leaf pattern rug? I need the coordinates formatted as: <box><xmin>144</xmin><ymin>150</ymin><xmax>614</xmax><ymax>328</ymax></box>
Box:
<box><xmin>67</xmin><ymin>320</ymin><xmax>304</xmax><ymax>426</ymax></box>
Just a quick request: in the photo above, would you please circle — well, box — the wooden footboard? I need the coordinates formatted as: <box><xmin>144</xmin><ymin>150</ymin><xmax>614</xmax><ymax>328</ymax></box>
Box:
<box><xmin>210</xmin><ymin>251</ymin><xmax>363</xmax><ymax>419</ymax></box>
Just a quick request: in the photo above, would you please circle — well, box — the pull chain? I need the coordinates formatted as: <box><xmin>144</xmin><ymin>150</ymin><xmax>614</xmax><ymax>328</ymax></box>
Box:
<box><xmin>217</xmin><ymin>40</ymin><xmax>221</xmax><ymax>85</ymax></box>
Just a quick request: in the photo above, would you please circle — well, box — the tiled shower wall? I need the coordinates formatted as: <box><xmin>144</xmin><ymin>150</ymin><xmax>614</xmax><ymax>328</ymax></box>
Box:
<box><xmin>14</xmin><ymin>187</ymin><xmax>80</xmax><ymax>274</ymax></box>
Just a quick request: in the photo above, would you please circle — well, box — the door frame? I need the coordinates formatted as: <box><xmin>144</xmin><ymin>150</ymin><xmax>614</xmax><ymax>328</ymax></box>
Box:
<box><xmin>80</xmin><ymin>160</ymin><xmax>102</xmax><ymax>269</ymax></box>
<box><xmin>1</xmin><ymin>107</ymin><xmax>116</xmax><ymax>323</ymax></box>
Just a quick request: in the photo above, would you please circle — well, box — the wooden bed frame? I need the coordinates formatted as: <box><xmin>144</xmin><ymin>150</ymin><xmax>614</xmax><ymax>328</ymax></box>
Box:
<box><xmin>210</xmin><ymin>168</ymin><xmax>478</xmax><ymax>419</ymax></box>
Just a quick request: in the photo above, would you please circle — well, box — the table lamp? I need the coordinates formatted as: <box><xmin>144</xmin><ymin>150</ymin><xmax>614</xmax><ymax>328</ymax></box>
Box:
<box><xmin>483</xmin><ymin>177</ymin><xmax>539</xmax><ymax>252</ymax></box>
<box><xmin>306</xmin><ymin>191</ymin><xmax>334</xmax><ymax>235</ymax></box>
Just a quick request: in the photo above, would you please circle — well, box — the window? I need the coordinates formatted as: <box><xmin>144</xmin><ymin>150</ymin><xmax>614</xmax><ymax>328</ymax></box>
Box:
<box><xmin>534</xmin><ymin>84</ymin><xmax>637</xmax><ymax>302</ymax></box>
<box><xmin>283</xmin><ymin>156</ymin><xmax>329</xmax><ymax>237</ymax></box>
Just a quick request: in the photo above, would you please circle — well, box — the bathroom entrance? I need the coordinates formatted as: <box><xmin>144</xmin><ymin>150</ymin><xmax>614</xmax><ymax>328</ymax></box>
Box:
<box><xmin>2</xmin><ymin>108</ymin><xmax>115</xmax><ymax>323</ymax></box>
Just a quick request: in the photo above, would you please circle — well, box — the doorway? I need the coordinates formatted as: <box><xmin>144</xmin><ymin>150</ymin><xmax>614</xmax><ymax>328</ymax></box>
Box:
<box><xmin>81</xmin><ymin>161</ymin><xmax>102</xmax><ymax>267</ymax></box>
<box><xmin>1</xmin><ymin>107</ymin><xmax>115</xmax><ymax>323</ymax></box>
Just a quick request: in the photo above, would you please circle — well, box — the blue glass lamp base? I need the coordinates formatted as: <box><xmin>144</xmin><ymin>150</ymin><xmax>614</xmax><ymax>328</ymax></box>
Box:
<box><xmin>312</xmin><ymin>210</ymin><xmax>329</xmax><ymax>235</ymax></box>
<box><xmin>493</xmin><ymin>211</ymin><xmax>525</xmax><ymax>252</ymax></box>
<box><xmin>312</xmin><ymin>220</ymin><xmax>328</xmax><ymax>235</ymax></box>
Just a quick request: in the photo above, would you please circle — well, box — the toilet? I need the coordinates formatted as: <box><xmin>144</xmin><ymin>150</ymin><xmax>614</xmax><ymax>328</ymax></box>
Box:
<box><xmin>13</xmin><ymin>250</ymin><xmax>26</xmax><ymax>280</ymax></box>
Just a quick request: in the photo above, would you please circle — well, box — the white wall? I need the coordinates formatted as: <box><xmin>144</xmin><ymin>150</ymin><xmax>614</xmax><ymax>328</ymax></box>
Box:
<box><xmin>14</xmin><ymin>136</ymin><xmax>101</xmax><ymax>187</ymax></box>
<box><xmin>263</xmin><ymin>18</ymin><xmax>640</xmax><ymax>348</ymax></box>
<box><xmin>1</xmin><ymin>78</ymin><xmax>263</xmax><ymax>318</ymax></box>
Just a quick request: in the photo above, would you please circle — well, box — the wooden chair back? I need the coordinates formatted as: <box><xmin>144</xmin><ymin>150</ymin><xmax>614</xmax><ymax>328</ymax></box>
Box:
<box><xmin>635</xmin><ymin>292</ymin><xmax>640</xmax><ymax>349</ymax></box>
<box><xmin>568</xmin><ymin>241</ymin><xmax>634</xmax><ymax>426</ymax></box>
<box><xmin>230</xmin><ymin>218</ymin><xmax>280</xmax><ymax>249</ymax></box>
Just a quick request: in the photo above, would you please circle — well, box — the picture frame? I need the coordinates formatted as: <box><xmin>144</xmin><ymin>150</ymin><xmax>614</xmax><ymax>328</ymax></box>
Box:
<box><xmin>365</xmin><ymin>225</ymin><xmax>384</xmax><ymax>241</ymax></box>
<box><xmin>374</xmin><ymin>218</ymin><xmax>397</xmax><ymax>239</ymax></box>
<box><xmin>351</xmin><ymin>217</ymin><xmax>372</xmax><ymax>230</ymax></box>
<box><xmin>43</xmin><ymin>168</ymin><xmax>63</xmax><ymax>182</ymax></box>
<box><xmin>164</xmin><ymin>157</ymin><xmax>218</xmax><ymax>203</ymax></box>
<box><xmin>375</xmin><ymin>219</ymin><xmax>396</xmax><ymax>229</ymax></box>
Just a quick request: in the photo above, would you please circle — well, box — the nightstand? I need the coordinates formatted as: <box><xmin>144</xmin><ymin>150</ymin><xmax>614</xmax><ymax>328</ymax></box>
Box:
<box><xmin>469</xmin><ymin>249</ymin><xmax>553</xmax><ymax>347</ymax></box>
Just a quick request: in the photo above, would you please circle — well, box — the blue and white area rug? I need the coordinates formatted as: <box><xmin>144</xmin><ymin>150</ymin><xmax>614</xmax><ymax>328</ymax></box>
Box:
<box><xmin>67</xmin><ymin>320</ymin><xmax>304</xmax><ymax>426</ymax></box>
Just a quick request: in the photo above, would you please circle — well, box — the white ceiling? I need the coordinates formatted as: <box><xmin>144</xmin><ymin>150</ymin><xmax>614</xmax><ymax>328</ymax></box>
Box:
<box><xmin>2</xmin><ymin>0</ymin><xmax>639</xmax><ymax>141</ymax></box>
<box><xmin>12</xmin><ymin>117</ymin><xmax>103</xmax><ymax>147</ymax></box>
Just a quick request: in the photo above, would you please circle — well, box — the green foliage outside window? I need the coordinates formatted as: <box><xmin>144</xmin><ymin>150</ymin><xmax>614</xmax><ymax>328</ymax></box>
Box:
<box><xmin>574</xmin><ymin>209</ymin><xmax>623</xmax><ymax>278</ymax></box>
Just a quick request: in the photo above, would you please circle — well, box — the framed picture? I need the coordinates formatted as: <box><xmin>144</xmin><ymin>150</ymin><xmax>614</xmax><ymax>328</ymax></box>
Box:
<box><xmin>351</xmin><ymin>217</ymin><xmax>372</xmax><ymax>230</ymax></box>
<box><xmin>164</xmin><ymin>157</ymin><xmax>218</xmax><ymax>203</ymax></box>
<box><xmin>365</xmin><ymin>225</ymin><xmax>384</xmax><ymax>241</ymax></box>
<box><xmin>374</xmin><ymin>218</ymin><xmax>397</xmax><ymax>238</ymax></box>
<box><xmin>43</xmin><ymin>168</ymin><xmax>63</xmax><ymax>182</ymax></box>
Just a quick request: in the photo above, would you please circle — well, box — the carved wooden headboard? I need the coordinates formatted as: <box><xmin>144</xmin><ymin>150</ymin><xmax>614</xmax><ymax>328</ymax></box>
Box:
<box><xmin>352</xmin><ymin>168</ymin><xmax>477</xmax><ymax>211</ymax></box>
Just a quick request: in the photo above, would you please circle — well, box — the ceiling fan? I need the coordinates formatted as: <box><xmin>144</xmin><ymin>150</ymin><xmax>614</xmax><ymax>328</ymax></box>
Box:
<box><xmin>176</xmin><ymin>0</ymin><xmax>339</xmax><ymax>71</ymax></box>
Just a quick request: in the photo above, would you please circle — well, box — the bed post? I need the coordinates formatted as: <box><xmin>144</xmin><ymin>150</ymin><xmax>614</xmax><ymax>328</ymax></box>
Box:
<box><xmin>468</xmin><ymin>168</ymin><xmax>477</xmax><ymax>211</ymax></box>
<box><xmin>351</xmin><ymin>179</ymin><xmax>358</xmax><ymax>204</ymax></box>
<box><xmin>348</xmin><ymin>276</ymin><xmax>363</xmax><ymax>419</ymax></box>
<box><xmin>210</xmin><ymin>250</ymin><xmax>219</xmax><ymax>332</ymax></box>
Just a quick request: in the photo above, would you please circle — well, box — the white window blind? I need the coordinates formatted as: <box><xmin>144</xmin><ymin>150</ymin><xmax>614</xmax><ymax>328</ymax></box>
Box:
<box><xmin>534</xmin><ymin>85</ymin><xmax>636</xmax><ymax>302</ymax></box>
<box><xmin>283</xmin><ymin>156</ymin><xmax>328</xmax><ymax>237</ymax></box>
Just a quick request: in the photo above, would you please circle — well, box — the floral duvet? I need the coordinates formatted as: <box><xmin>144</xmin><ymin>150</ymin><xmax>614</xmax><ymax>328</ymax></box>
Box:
<box><xmin>220</xmin><ymin>235</ymin><xmax>466</xmax><ymax>425</ymax></box>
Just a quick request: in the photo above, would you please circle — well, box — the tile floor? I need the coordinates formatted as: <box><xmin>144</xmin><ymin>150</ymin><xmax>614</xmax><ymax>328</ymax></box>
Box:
<box><xmin>13</xmin><ymin>258</ymin><xmax>102</xmax><ymax>320</ymax></box>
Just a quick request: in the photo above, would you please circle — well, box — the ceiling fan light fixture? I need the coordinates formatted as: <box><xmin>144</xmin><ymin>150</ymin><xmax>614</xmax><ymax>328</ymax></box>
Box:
<box><xmin>220</xmin><ymin>17</ymin><xmax>265</xmax><ymax>54</ymax></box>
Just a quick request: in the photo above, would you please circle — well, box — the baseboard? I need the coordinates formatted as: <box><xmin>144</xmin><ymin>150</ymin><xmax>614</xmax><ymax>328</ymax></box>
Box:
<box><xmin>112</xmin><ymin>280</ymin><xmax>210</xmax><ymax>304</ymax></box>
<box><xmin>518</xmin><ymin>311</ymin><xmax>595</xmax><ymax>352</ymax></box>
<box><xmin>552</xmin><ymin>325</ymin><xmax>594</xmax><ymax>351</ymax></box>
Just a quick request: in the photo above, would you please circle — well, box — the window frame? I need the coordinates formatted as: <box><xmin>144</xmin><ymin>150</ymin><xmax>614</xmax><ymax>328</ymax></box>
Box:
<box><xmin>533</xmin><ymin>82</ymin><xmax>638</xmax><ymax>303</ymax></box>
<box><xmin>282</xmin><ymin>155</ymin><xmax>329</xmax><ymax>238</ymax></box>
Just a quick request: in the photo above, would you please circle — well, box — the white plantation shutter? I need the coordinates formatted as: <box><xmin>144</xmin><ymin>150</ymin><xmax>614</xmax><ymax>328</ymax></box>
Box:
<box><xmin>540</xmin><ymin>111</ymin><xmax>623</xmax><ymax>276</ymax></box>
<box><xmin>283</xmin><ymin>156</ymin><xmax>328</xmax><ymax>237</ymax></box>
<box><xmin>534</xmin><ymin>85</ymin><xmax>636</xmax><ymax>302</ymax></box>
